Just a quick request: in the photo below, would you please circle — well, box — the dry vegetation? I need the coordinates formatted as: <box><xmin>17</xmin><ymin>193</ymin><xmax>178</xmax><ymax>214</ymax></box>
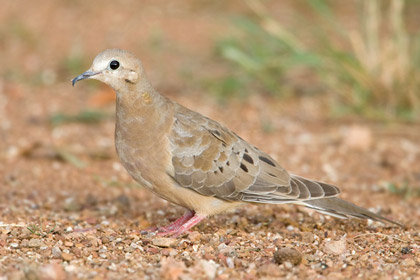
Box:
<box><xmin>0</xmin><ymin>0</ymin><xmax>419</xmax><ymax>279</ymax></box>
<box><xmin>218</xmin><ymin>0</ymin><xmax>420</xmax><ymax>119</ymax></box>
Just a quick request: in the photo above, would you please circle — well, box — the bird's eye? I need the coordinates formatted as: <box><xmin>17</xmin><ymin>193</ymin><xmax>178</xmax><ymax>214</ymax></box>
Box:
<box><xmin>110</xmin><ymin>60</ymin><xmax>120</xmax><ymax>70</ymax></box>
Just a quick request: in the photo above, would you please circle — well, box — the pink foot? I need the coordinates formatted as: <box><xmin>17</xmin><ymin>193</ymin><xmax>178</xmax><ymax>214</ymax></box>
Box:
<box><xmin>140</xmin><ymin>211</ymin><xmax>195</xmax><ymax>235</ymax></box>
<box><xmin>158</xmin><ymin>210</ymin><xmax>195</xmax><ymax>233</ymax></box>
<box><xmin>157</xmin><ymin>213</ymin><xmax>206</xmax><ymax>237</ymax></box>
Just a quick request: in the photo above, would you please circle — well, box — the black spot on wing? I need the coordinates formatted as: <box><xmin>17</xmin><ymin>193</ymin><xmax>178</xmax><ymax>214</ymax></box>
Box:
<box><xmin>259</xmin><ymin>156</ymin><xmax>276</xmax><ymax>167</ymax></box>
<box><xmin>240</xmin><ymin>163</ymin><xmax>248</xmax><ymax>172</ymax></box>
<box><xmin>243</xmin><ymin>153</ymin><xmax>254</xmax><ymax>164</ymax></box>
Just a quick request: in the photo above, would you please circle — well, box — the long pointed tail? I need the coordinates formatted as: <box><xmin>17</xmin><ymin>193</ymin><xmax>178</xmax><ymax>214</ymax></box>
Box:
<box><xmin>303</xmin><ymin>197</ymin><xmax>404</xmax><ymax>227</ymax></box>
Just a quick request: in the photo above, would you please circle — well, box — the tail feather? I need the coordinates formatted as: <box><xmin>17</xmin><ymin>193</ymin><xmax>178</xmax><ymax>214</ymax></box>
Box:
<box><xmin>303</xmin><ymin>197</ymin><xmax>404</xmax><ymax>227</ymax></box>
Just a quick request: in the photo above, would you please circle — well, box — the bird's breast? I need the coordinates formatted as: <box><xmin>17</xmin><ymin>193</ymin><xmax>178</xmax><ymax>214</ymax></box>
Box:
<box><xmin>114</xmin><ymin>128</ymin><xmax>154</xmax><ymax>189</ymax></box>
<box><xmin>114</xmin><ymin>110</ymin><xmax>175</xmax><ymax>192</ymax></box>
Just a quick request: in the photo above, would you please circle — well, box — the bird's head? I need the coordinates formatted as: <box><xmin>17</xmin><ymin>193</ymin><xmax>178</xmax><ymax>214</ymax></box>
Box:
<box><xmin>72</xmin><ymin>49</ymin><xmax>143</xmax><ymax>92</ymax></box>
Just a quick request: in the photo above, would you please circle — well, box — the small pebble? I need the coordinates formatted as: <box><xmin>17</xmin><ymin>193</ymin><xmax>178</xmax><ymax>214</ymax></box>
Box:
<box><xmin>323</xmin><ymin>236</ymin><xmax>346</xmax><ymax>255</ymax></box>
<box><xmin>302</xmin><ymin>232</ymin><xmax>315</xmax><ymax>243</ymax></box>
<box><xmin>401</xmin><ymin>247</ymin><xmax>411</xmax><ymax>254</ymax></box>
<box><xmin>284</xmin><ymin>261</ymin><xmax>293</xmax><ymax>269</ymax></box>
<box><xmin>226</xmin><ymin>257</ymin><xmax>235</xmax><ymax>268</ymax></box>
<box><xmin>52</xmin><ymin>246</ymin><xmax>62</xmax><ymax>258</ymax></box>
<box><xmin>61</xmin><ymin>252</ymin><xmax>73</xmax><ymax>261</ymax></box>
<box><xmin>28</xmin><ymin>238</ymin><xmax>45</xmax><ymax>248</ymax></box>
<box><xmin>401</xmin><ymin>258</ymin><xmax>416</xmax><ymax>267</ymax></box>
<box><xmin>197</xmin><ymin>259</ymin><xmax>217</xmax><ymax>279</ymax></box>
<box><xmin>320</xmin><ymin>262</ymin><xmax>329</xmax><ymax>270</ymax></box>
<box><xmin>385</xmin><ymin>257</ymin><xmax>398</xmax><ymax>263</ymax></box>
<box><xmin>274</xmin><ymin>247</ymin><xmax>302</xmax><ymax>266</ymax></box>
<box><xmin>152</xmin><ymin>238</ymin><xmax>177</xmax><ymax>248</ymax></box>
<box><xmin>188</xmin><ymin>231</ymin><xmax>202</xmax><ymax>242</ymax></box>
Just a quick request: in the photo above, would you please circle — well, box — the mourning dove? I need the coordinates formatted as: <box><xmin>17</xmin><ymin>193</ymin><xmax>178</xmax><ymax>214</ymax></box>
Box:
<box><xmin>72</xmin><ymin>49</ymin><xmax>402</xmax><ymax>236</ymax></box>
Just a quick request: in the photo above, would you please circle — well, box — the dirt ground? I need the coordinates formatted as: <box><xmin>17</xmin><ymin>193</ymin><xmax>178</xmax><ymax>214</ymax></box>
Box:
<box><xmin>1</xmin><ymin>1</ymin><xmax>419</xmax><ymax>279</ymax></box>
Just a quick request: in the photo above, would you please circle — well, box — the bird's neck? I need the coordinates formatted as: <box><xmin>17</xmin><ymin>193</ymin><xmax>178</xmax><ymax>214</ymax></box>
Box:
<box><xmin>114</xmin><ymin>83</ymin><xmax>175</xmax><ymax>151</ymax></box>
<box><xmin>115</xmin><ymin>84</ymin><xmax>173</xmax><ymax>128</ymax></box>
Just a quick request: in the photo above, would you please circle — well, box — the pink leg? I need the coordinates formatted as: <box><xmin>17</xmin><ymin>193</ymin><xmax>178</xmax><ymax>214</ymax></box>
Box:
<box><xmin>157</xmin><ymin>213</ymin><xmax>206</xmax><ymax>237</ymax></box>
<box><xmin>158</xmin><ymin>210</ymin><xmax>195</xmax><ymax>232</ymax></box>
<box><xmin>140</xmin><ymin>211</ymin><xmax>195</xmax><ymax>235</ymax></box>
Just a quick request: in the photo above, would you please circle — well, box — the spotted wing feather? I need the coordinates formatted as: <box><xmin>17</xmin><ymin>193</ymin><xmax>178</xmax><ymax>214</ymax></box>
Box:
<box><xmin>169</xmin><ymin>104</ymin><xmax>340</xmax><ymax>203</ymax></box>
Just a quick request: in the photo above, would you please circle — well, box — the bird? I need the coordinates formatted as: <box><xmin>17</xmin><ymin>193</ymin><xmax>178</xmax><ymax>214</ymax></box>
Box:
<box><xmin>72</xmin><ymin>49</ymin><xmax>403</xmax><ymax>236</ymax></box>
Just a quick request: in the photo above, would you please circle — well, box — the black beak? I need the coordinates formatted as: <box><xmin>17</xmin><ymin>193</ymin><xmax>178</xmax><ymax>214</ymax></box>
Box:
<box><xmin>72</xmin><ymin>71</ymin><xmax>100</xmax><ymax>86</ymax></box>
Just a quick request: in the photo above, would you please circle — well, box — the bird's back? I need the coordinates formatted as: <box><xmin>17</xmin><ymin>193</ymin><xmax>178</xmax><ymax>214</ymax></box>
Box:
<box><xmin>169</xmin><ymin>102</ymin><xmax>341</xmax><ymax>203</ymax></box>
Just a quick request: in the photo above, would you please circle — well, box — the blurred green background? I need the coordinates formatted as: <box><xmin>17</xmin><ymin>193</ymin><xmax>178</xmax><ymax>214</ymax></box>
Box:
<box><xmin>1</xmin><ymin>0</ymin><xmax>420</xmax><ymax>121</ymax></box>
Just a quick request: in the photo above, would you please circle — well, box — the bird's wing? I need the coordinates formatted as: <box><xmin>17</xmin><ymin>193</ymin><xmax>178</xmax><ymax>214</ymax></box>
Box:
<box><xmin>169</xmin><ymin>105</ymin><xmax>340</xmax><ymax>203</ymax></box>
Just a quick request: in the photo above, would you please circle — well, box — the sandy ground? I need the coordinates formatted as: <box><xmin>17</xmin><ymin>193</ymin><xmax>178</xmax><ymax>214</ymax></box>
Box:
<box><xmin>0</xmin><ymin>0</ymin><xmax>419</xmax><ymax>279</ymax></box>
